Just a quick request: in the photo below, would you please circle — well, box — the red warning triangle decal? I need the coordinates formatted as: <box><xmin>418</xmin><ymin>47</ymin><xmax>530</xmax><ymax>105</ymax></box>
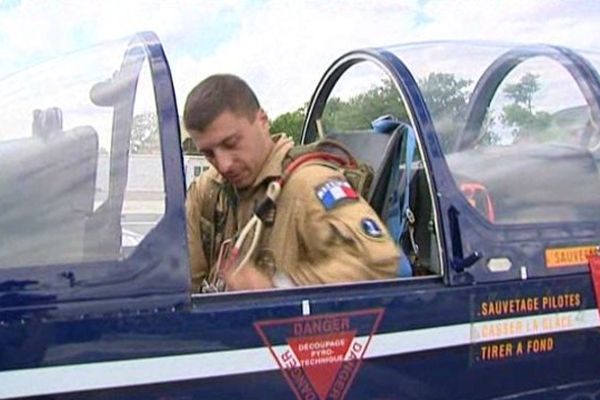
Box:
<box><xmin>588</xmin><ymin>253</ymin><xmax>600</xmax><ymax>317</ymax></box>
<box><xmin>287</xmin><ymin>331</ymin><xmax>355</xmax><ymax>399</ymax></box>
<box><xmin>255</xmin><ymin>308</ymin><xmax>384</xmax><ymax>400</ymax></box>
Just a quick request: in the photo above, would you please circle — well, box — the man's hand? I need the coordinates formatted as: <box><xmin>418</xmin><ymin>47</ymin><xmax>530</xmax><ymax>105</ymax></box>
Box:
<box><xmin>224</xmin><ymin>261</ymin><xmax>273</xmax><ymax>291</ymax></box>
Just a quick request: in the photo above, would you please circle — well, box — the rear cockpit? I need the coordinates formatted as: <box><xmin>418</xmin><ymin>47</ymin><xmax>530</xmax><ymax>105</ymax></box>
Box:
<box><xmin>302</xmin><ymin>41</ymin><xmax>600</xmax><ymax>284</ymax></box>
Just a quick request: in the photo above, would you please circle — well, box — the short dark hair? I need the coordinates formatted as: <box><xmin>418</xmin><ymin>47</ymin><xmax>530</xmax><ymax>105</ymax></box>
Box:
<box><xmin>183</xmin><ymin>74</ymin><xmax>261</xmax><ymax>133</ymax></box>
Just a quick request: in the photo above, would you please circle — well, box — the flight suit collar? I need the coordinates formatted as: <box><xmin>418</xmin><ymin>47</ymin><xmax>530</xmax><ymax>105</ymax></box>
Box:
<box><xmin>239</xmin><ymin>134</ymin><xmax>294</xmax><ymax>197</ymax></box>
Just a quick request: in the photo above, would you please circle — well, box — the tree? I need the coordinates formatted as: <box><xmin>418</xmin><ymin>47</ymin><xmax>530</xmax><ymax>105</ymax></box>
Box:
<box><xmin>419</xmin><ymin>72</ymin><xmax>472</xmax><ymax>151</ymax></box>
<box><xmin>323</xmin><ymin>79</ymin><xmax>408</xmax><ymax>132</ymax></box>
<box><xmin>268</xmin><ymin>73</ymin><xmax>471</xmax><ymax>151</ymax></box>
<box><xmin>269</xmin><ymin>79</ymin><xmax>409</xmax><ymax>143</ymax></box>
<box><xmin>130</xmin><ymin>112</ymin><xmax>160</xmax><ymax>154</ymax></box>
<box><xmin>500</xmin><ymin>73</ymin><xmax>552</xmax><ymax>141</ymax></box>
<box><xmin>501</xmin><ymin>104</ymin><xmax>552</xmax><ymax>141</ymax></box>
<box><xmin>420</xmin><ymin>72</ymin><xmax>472</xmax><ymax>118</ymax></box>
<box><xmin>270</xmin><ymin>106</ymin><xmax>306</xmax><ymax>144</ymax></box>
<box><xmin>503</xmin><ymin>73</ymin><xmax>539</xmax><ymax>113</ymax></box>
<box><xmin>477</xmin><ymin>111</ymin><xmax>502</xmax><ymax>146</ymax></box>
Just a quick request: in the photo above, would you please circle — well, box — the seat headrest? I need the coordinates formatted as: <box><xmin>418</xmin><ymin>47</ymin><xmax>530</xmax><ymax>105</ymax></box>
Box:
<box><xmin>325</xmin><ymin>129</ymin><xmax>404</xmax><ymax>216</ymax></box>
<box><xmin>326</xmin><ymin>130</ymin><xmax>401</xmax><ymax>175</ymax></box>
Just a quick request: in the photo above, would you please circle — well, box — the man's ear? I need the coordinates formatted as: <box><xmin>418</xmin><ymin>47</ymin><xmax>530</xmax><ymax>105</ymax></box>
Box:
<box><xmin>257</xmin><ymin>108</ymin><xmax>270</xmax><ymax>131</ymax></box>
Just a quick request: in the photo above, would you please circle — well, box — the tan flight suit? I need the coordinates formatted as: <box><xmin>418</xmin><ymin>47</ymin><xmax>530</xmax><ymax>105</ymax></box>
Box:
<box><xmin>186</xmin><ymin>134</ymin><xmax>399</xmax><ymax>292</ymax></box>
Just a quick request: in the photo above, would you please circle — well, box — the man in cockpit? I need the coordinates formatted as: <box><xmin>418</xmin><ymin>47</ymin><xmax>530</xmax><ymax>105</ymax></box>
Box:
<box><xmin>183</xmin><ymin>74</ymin><xmax>398</xmax><ymax>292</ymax></box>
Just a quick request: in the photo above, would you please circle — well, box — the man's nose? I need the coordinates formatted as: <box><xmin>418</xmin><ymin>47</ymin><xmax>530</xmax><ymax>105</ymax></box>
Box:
<box><xmin>213</xmin><ymin>150</ymin><xmax>233</xmax><ymax>174</ymax></box>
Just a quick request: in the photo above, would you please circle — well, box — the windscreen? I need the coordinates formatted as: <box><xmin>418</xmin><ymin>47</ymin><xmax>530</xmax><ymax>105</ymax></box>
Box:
<box><xmin>0</xmin><ymin>36</ymin><xmax>166</xmax><ymax>268</ymax></box>
<box><xmin>387</xmin><ymin>41</ymin><xmax>600</xmax><ymax>224</ymax></box>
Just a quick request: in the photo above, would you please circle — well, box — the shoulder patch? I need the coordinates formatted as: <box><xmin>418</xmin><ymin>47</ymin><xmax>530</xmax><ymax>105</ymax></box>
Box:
<box><xmin>315</xmin><ymin>179</ymin><xmax>358</xmax><ymax>210</ymax></box>
<box><xmin>361</xmin><ymin>217</ymin><xmax>383</xmax><ymax>238</ymax></box>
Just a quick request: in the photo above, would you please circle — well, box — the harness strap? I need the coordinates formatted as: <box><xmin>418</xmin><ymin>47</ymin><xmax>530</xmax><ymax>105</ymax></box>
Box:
<box><xmin>371</xmin><ymin>115</ymin><xmax>417</xmax><ymax>277</ymax></box>
<box><xmin>199</xmin><ymin>178</ymin><xmax>236</xmax><ymax>269</ymax></box>
<box><xmin>220</xmin><ymin>151</ymin><xmax>353</xmax><ymax>283</ymax></box>
<box><xmin>200</xmin><ymin>139</ymin><xmax>369</xmax><ymax>292</ymax></box>
<box><xmin>399</xmin><ymin>125</ymin><xmax>417</xmax><ymax>245</ymax></box>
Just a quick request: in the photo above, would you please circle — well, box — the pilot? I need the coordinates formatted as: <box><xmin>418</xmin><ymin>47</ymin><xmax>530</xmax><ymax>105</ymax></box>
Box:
<box><xmin>183</xmin><ymin>74</ymin><xmax>399</xmax><ymax>292</ymax></box>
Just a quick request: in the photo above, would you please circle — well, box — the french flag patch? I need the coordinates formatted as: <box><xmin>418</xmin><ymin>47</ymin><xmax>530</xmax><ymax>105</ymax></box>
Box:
<box><xmin>315</xmin><ymin>179</ymin><xmax>359</xmax><ymax>210</ymax></box>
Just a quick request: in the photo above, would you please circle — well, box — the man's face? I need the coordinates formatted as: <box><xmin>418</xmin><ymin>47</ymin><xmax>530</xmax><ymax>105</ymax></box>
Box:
<box><xmin>191</xmin><ymin>109</ymin><xmax>273</xmax><ymax>189</ymax></box>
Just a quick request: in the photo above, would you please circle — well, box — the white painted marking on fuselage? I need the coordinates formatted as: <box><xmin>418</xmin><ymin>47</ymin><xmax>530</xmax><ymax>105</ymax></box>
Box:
<box><xmin>0</xmin><ymin>309</ymin><xmax>597</xmax><ymax>399</ymax></box>
<box><xmin>302</xmin><ymin>299</ymin><xmax>311</xmax><ymax>316</ymax></box>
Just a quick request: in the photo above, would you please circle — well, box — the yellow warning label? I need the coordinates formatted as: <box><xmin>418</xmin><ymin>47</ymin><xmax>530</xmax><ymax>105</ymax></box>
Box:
<box><xmin>545</xmin><ymin>245</ymin><xmax>597</xmax><ymax>268</ymax></box>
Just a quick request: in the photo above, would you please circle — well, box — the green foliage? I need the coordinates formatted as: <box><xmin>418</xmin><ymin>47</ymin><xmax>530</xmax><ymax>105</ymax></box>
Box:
<box><xmin>501</xmin><ymin>104</ymin><xmax>553</xmax><ymax>140</ymax></box>
<box><xmin>131</xmin><ymin>112</ymin><xmax>160</xmax><ymax>154</ymax></box>
<box><xmin>322</xmin><ymin>80</ymin><xmax>408</xmax><ymax>132</ymax></box>
<box><xmin>269</xmin><ymin>73</ymin><xmax>472</xmax><ymax>151</ymax></box>
<box><xmin>419</xmin><ymin>72</ymin><xmax>472</xmax><ymax>151</ymax></box>
<box><xmin>270</xmin><ymin>106</ymin><xmax>306</xmax><ymax>144</ymax></box>
<box><xmin>502</xmin><ymin>103</ymin><xmax>537</xmax><ymax>128</ymax></box>
<box><xmin>503</xmin><ymin>73</ymin><xmax>539</xmax><ymax>112</ymax></box>
<box><xmin>500</xmin><ymin>73</ymin><xmax>554</xmax><ymax>142</ymax></box>
<box><xmin>478</xmin><ymin>111</ymin><xmax>502</xmax><ymax>146</ymax></box>
<box><xmin>420</xmin><ymin>72</ymin><xmax>472</xmax><ymax>118</ymax></box>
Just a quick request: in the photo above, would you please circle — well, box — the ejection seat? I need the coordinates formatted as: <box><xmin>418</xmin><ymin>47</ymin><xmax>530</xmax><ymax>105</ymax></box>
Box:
<box><xmin>325</xmin><ymin>128</ymin><xmax>403</xmax><ymax>218</ymax></box>
<box><xmin>325</xmin><ymin>125</ymin><xmax>417</xmax><ymax>277</ymax></box>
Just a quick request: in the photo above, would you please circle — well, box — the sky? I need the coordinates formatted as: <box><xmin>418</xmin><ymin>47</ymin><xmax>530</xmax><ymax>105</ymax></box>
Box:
<box><xmin>1</xmin><ymin>0</ymin><xmax>600</xmax><ymax>118</ymax></box>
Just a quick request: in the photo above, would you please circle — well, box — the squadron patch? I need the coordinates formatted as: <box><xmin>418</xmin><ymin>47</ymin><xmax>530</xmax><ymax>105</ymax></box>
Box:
<box><xmin>315</xmin><ymin>179</ymin><xmax>358</xmax><ymax>210</ymax></box>
<box><xmin>361</xmin><ymin>218</ymin><xmax>383</xmax><ymax>238</ymax></box>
